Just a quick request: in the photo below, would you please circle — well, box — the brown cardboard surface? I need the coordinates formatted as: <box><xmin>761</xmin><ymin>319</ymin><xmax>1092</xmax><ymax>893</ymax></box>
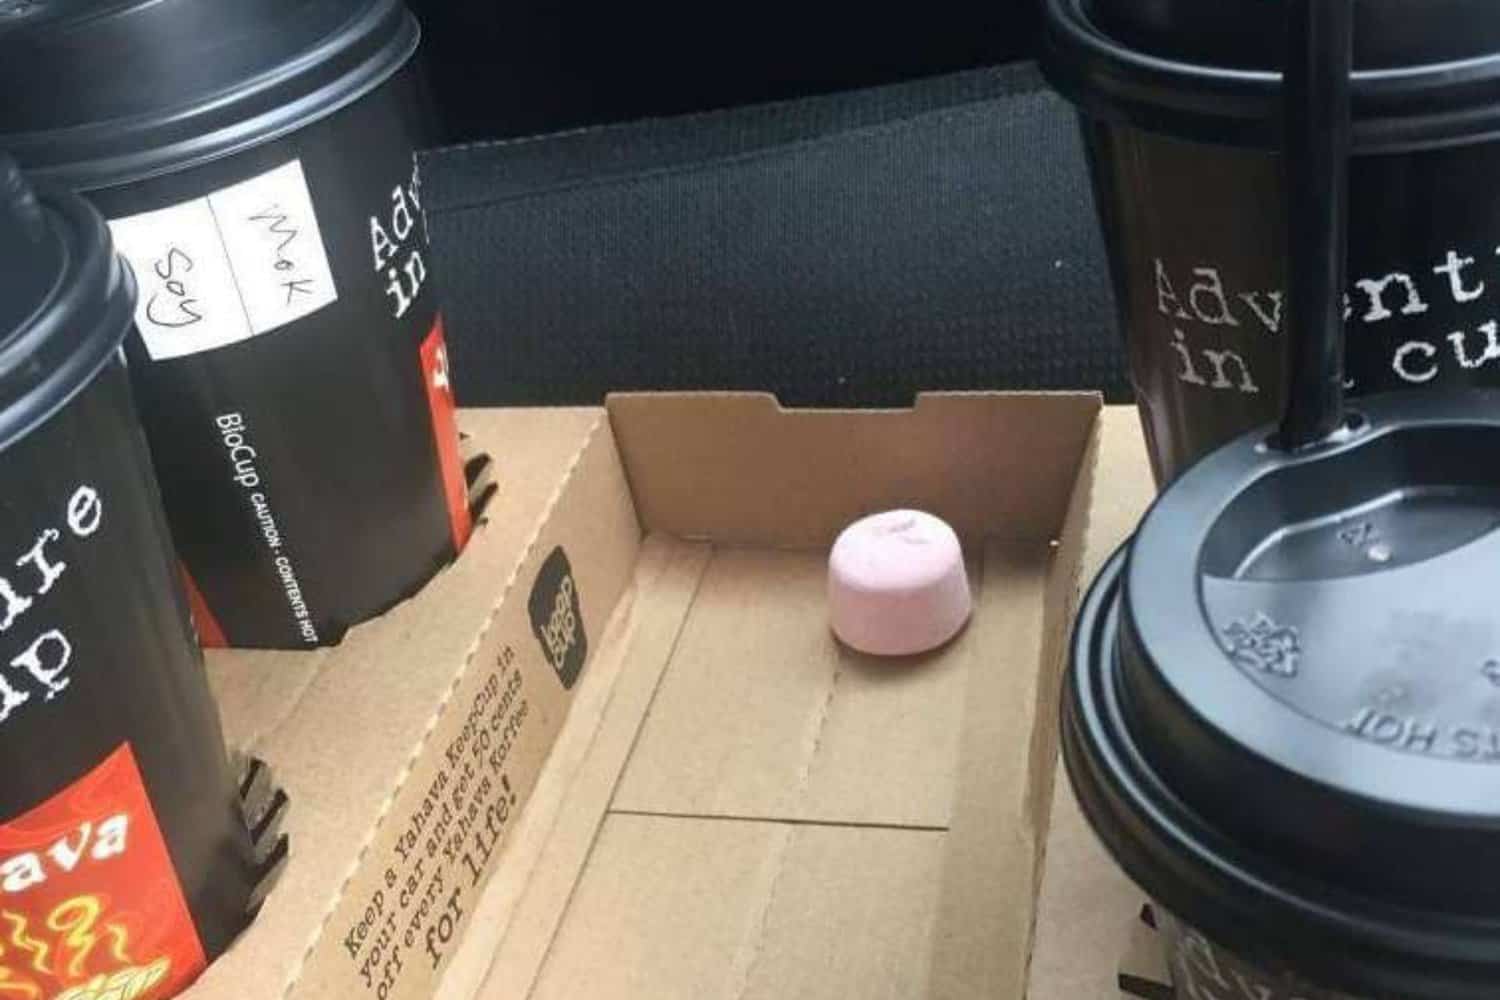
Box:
<box><xmin>1028</xmin><ymin>407</ymin><xmax>1161</xmax><ymax>1000</ymax></box>
<box><xmin>439</xmin><ymin>536</ymin><xmax>713</xmax><ymax>1000</ymax></box>
<box><xmin>608</xmin><ymin>392</ymin><xmax>1099</xmax><ymax>548</ymax></box>
<box><xmin>443</xmin><ymin>392</ymin><xmax>1110</xmax><ymax>1000</ymax></box>
<box><xmin>189</xmin><ymin>406</ymin><xmax>638</xmax><ymax>1000</ymax></box>
<box><xmin>611</xmin><ymin>547</ymin><xmax>976</xmax><ymax>826</ymax></box>
<box><xmin>517</xmin><ymin>538</ymin><xmax>1049</xmax><ymax>1000</ymax></box>
<box><xmin>926</xmin><ymin>542</ymin><xmax>1054</xmax><ymax>1000</ymax></box>
<box><xmin>926</xmin><ymin>413</ymin><xmax>1102</xmax><ymax>1000</ymax></box>
<box><xmin>294</xmin><ymin>405</ymin><xmax>640</xmax><ymax>1000</ymax></box>
<box><xmin>531</xmin><ymin>814</ymin><xmax>949</xmax><ymax>1000</ymax></box>
<box><xmin>738</xmin><ymin>823</ymin><xmax>948</xmax><ymax>1000</ymax></box>
<box><xmin>190</xmin><ymin>393</ymin><xmax>1139</xmax><ymax>1000</ymax></box>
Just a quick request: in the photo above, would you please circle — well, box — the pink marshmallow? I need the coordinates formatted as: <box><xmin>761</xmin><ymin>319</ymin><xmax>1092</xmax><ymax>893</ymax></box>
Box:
<box><xmin>828</xmin><ymin>509</ymin><xmax>972</xmax><ymax>657</ymax></box>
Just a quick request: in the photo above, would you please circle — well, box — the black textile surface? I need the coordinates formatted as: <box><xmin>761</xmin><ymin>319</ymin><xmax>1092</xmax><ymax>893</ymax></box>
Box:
<box><xmin>420</xmin><ymin>64</ymin><xmax>1130</xmax><ymax>408</ymax></box>
<box><xmin>405</xmin><ymin>1</ymin><xmax>1045</xmax><ymax>142</ymax></box>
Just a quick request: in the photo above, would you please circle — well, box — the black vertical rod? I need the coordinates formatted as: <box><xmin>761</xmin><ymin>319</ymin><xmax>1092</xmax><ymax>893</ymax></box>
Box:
<box><xmin>1279</xmin><ymin>0</ymin><xmax>1354</xmax><ymax>449</ymax></box>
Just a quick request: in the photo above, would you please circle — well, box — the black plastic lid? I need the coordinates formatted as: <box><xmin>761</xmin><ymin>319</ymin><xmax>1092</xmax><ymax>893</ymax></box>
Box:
<box><xmin>1043</xmin><ymin>0</ymin><xmax>1500</xmax><ymax>152</ymax></box>
<box><xmin>0</xmin><ymin>154</ymin><xmax>135</xmax><ymax>449</ymax></box>
<box><xmin>1066</xmin><ymin>391</ymin><xmax>1500</xmax><ymax>998</ymax></box>
<box><xmin>1090</xmin><ymin>0</ymin><xmax>1500</xmax><ymax>72</ymax></box>
<box><xmin>0</xmin><ymin>0</ymin><xmax>419</xmax><ymax>190</ymax></box>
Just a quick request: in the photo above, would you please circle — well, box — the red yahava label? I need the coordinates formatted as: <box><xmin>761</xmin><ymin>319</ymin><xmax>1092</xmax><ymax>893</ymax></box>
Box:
<box><xmin>420</xmin><ymin>317</ymin><xmax>473</xmax><ymax>552</ymax></box>
<box><xmin>0</xmin><ymin>745</ymin><xmax>205</xmax><ymax>1000</ymax></box>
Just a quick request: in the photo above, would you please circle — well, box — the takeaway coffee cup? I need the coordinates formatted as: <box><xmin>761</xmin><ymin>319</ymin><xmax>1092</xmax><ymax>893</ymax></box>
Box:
<box><xmin>0</xmin><ymin>157</ymin><xmax>261</xmax><ymax>996</ymax></box>
<box><xmin>1044</xmin><ymin>0</ymin><xmax>1500</xmax><ymax>483</ymax></box>
<box><xmin>1064</xmin><ymin>390</ymin><xmax>1500</xmax><ymax>999</ymax></box>
<box><xmin>0</xmin><ymin>0</ymin><xmax>472</xmax><ymax>648</ymax></box>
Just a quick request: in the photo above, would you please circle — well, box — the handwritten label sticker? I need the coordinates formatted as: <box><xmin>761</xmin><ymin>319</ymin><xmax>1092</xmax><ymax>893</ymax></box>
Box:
<box><xmin>108</xmin><ymin>159</ymin><xmax>339</xmax><ymax>361</ymax></box>
<box><xmin>210</xmin><ymin>161</ymin><xmax>338</xmax><ymax>334</ymax></box>
<box><xmin>108</xmin><ymin>200</ymin><xmax>252</xmax><ymax>359</ymax></box>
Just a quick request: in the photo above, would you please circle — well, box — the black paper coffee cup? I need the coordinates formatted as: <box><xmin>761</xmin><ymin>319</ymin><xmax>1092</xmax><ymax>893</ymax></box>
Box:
<box><xmin>1044</xmin><ymin>0</ymin><xmax>1500</xmax><ymax>483</ymax></box>
<box><xmin>0</xmin><ymin>158</ymin><xmax>257</xmax><ymax>995</ymax></box>
<box><xmin>1065</xmin><ymin>392</ymin><xmax>1500</xmax><ymax>1000</ymax></box>
<box><xmin>1157</xmin><ymin>913</ymin><xmax>1359</xmax><ymax>1000</ymax></box>
<box><xmin>0</xmin><ymin>0</ymin><xmax>471</xmax><ymax>648</ymax></box>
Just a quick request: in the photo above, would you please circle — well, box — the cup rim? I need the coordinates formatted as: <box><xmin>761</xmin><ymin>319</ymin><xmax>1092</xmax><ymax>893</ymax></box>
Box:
<box><xmin>1</xmin><ymin>1</ymin><xmax>418</xmax><ymax>191</ymax></box>
<box><xmin>1042</xmin><ymin>0</ymin><xmax>1500</xmax><ymax>154</ymax></box>
<box><xmin>0</xmin><ymin>178</ymin><xmax>133</xmax><ymax>452</ymax></box>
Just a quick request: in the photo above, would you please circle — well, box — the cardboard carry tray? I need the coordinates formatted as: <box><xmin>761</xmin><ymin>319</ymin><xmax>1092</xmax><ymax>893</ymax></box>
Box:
<box><xmin>186</xmin><ymin>393</ymin><xmax>1154</xmax><ymax>1000</ymax></box>
<box><xmin>1024</xmin><ymin>410</ymin><xmax>1166</xmax><ymax>1000</ymax></box>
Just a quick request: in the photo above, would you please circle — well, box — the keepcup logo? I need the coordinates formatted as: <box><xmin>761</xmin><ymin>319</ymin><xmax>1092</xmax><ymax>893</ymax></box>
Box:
<box><xmin>529</xmin><ymin>547</ymin><xmax>586</xmax><ymax>689</ymax></box>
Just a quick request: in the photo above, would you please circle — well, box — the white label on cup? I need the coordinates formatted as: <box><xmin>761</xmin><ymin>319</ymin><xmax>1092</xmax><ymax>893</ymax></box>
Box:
<box><xmin>208</xmin><ymin>161</ymin><xmax>338</xmax><ymax>335</ymax></box>
<box><xmin>108</xmin><ymin>160</ymin><xmax>339</xmax><ymax>361</ymax></box>
<box><xmin>108</xmin><ymin>200</ymin><xmax>253</xmax><ymax>359</ymax></box>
